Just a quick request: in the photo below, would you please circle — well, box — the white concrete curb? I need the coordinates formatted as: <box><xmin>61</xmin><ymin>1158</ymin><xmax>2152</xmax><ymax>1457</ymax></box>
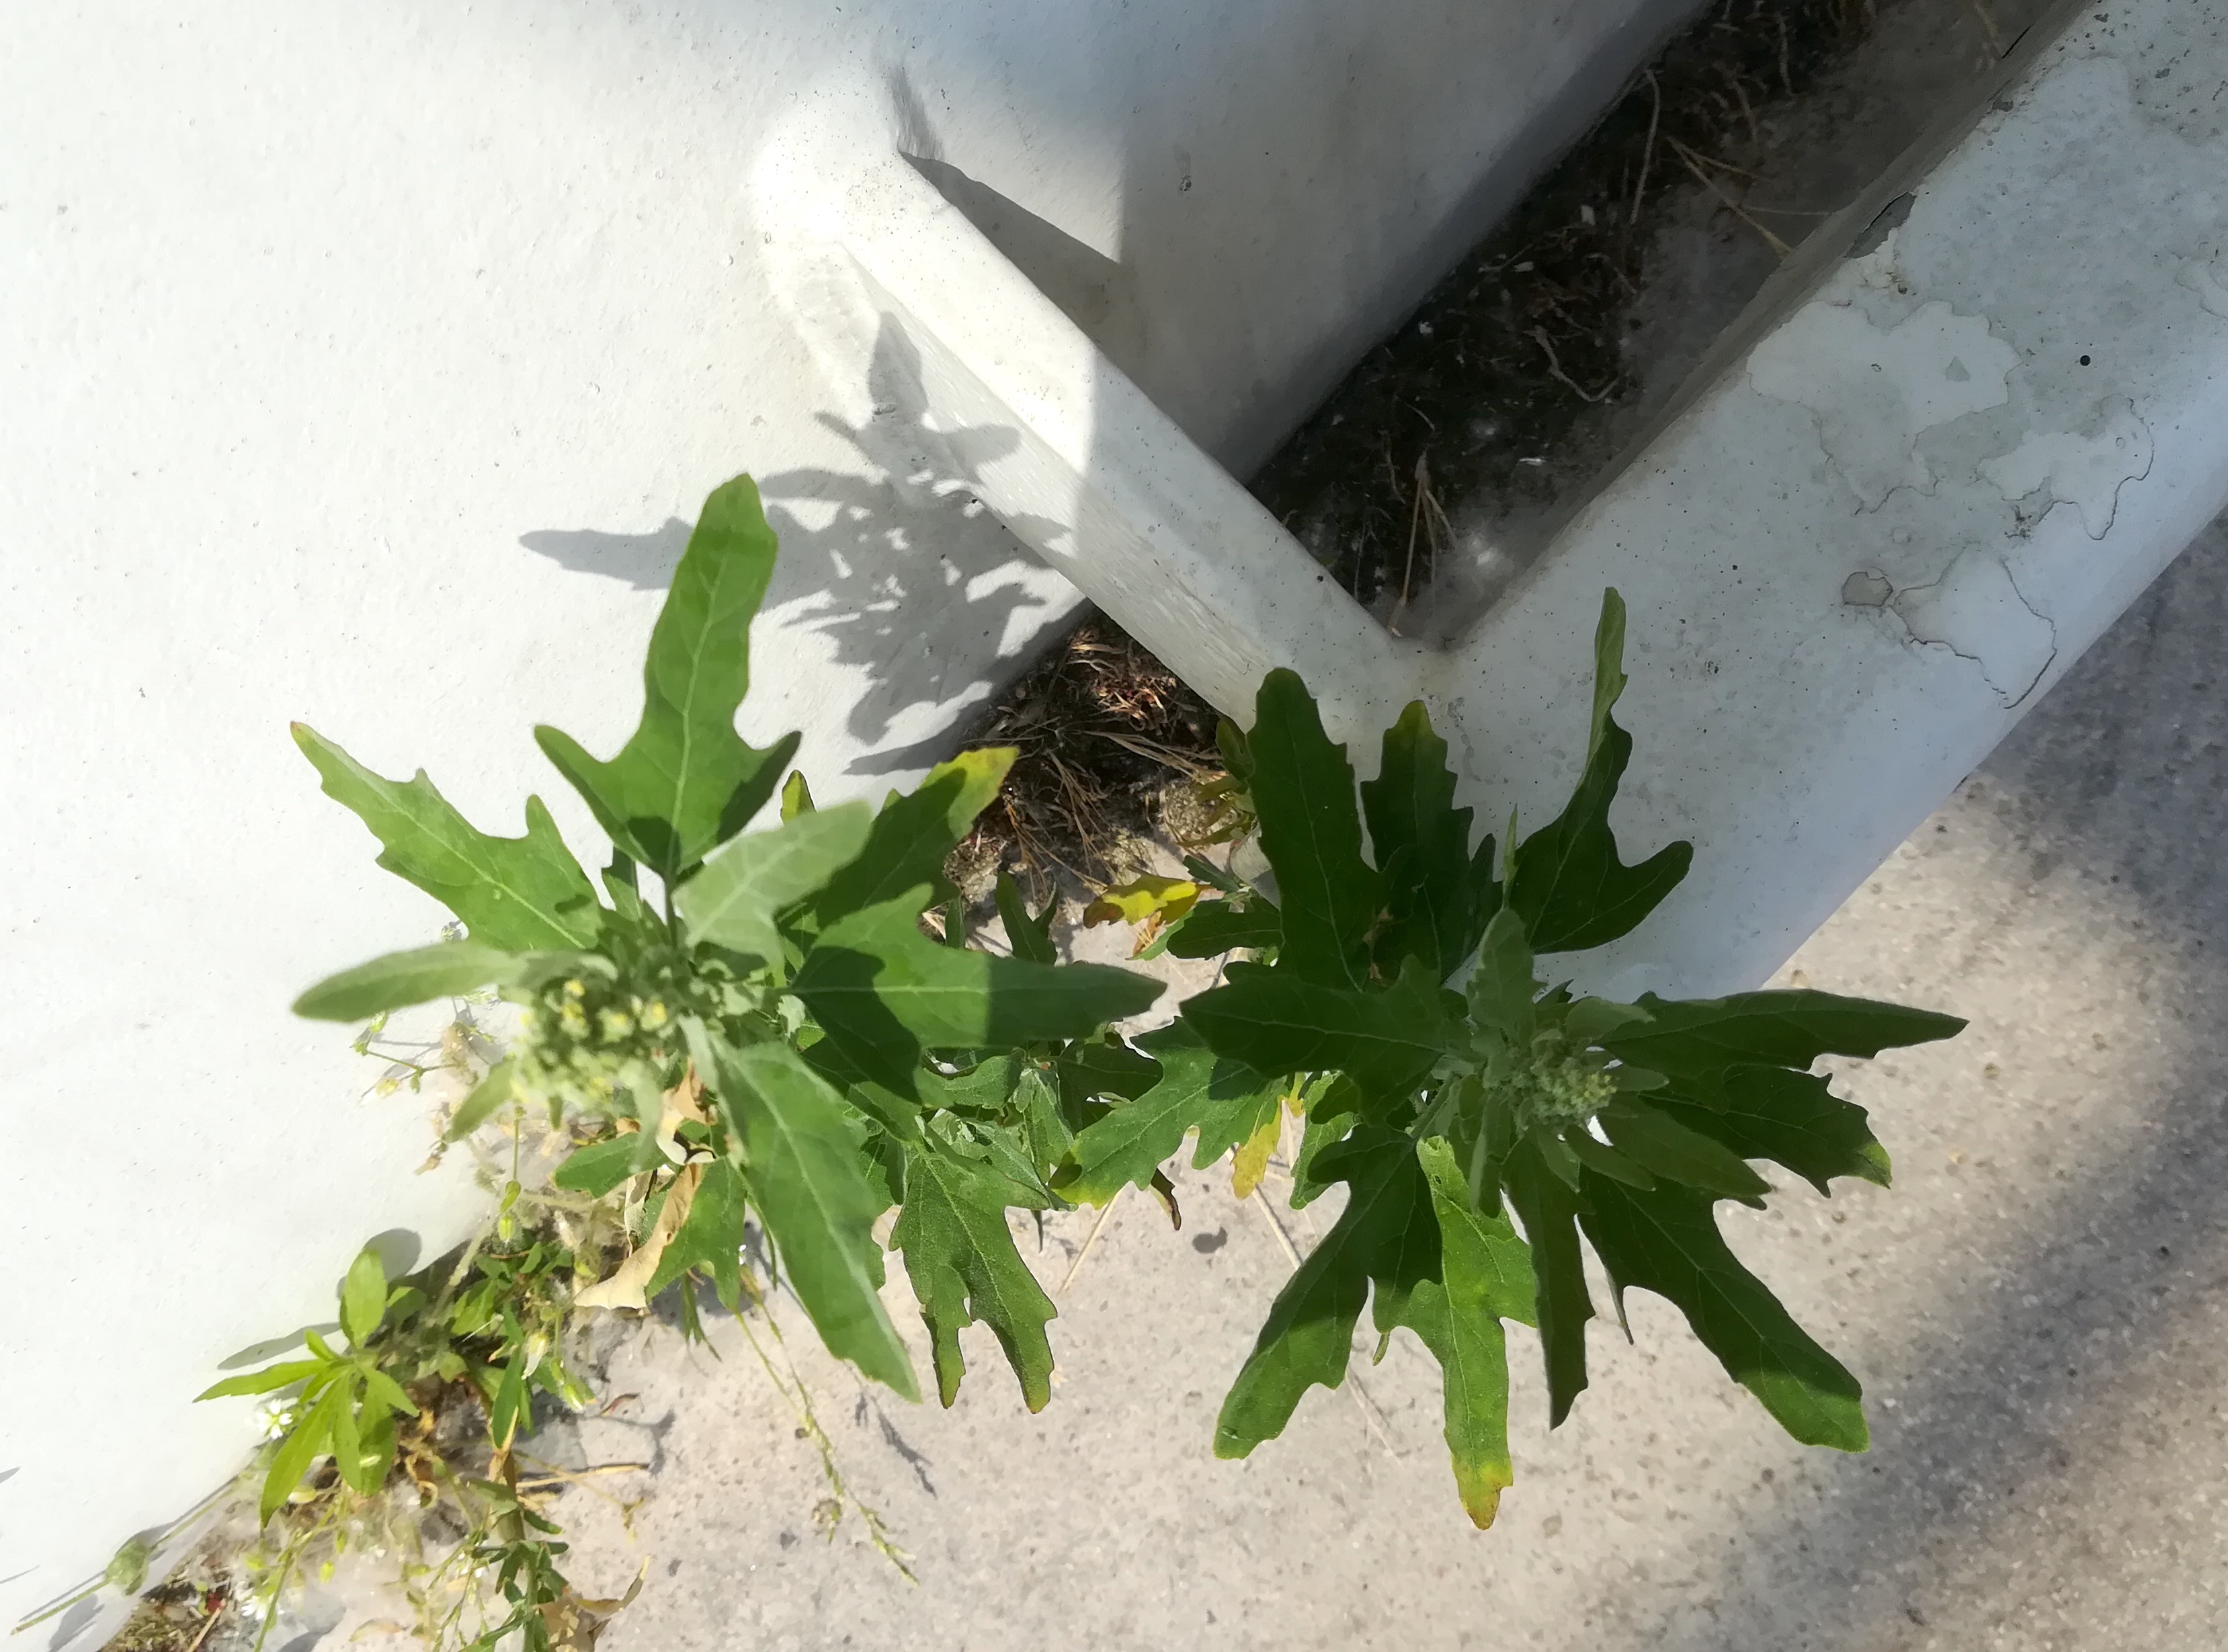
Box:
<box><xmin>768</xmin><ymin>0</ymin><xmax>2228</xmax><ymax>999</ymax></box>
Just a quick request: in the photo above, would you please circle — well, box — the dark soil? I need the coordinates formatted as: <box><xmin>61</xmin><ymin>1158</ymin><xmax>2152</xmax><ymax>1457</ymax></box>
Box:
<box><xmin>946</xmin><ymin>619</ymin><xmax>1224</xmax><ymax>905</ymax></box>
<box><xmin>959</xmin><ymin>0</ymin><xmax>2057</xmax><ymax>880</ymax></box>
<box><xmin>1249</xmin><ymin>0</ymin><xmax>2051</xmax><ymax>636</ymax></box>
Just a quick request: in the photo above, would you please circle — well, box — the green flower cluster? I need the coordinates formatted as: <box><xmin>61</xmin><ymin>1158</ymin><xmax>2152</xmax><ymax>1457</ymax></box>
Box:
<box><xmin>515</xmin><ymin>947</ymin><xmax>749</xmax><ymax>1120</ymax></box>
<box><xmin>1483</xmin><ymin>1023</ymin><xmax>1622</xmax><ymax>1132</ymax></box>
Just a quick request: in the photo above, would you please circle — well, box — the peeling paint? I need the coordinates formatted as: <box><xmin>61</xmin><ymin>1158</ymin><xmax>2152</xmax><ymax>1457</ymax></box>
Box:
<box><xmin>1748</xmin><ymin>297</ymin><xmax>2020</xmax><ymax>509</ymax></box>
<box><xmin>1979</xmin><ymin>396</ymin><xmax>2153</xmax><ymax>540</ymax></box>
<box><xmin>1887</xmin><ymin>552</ymin><xmax>2058</xmax><ymax>706</ymax></box>
<box><xmin>1840</xmin><ymin>569</ymin><xmax>1893</xmax><ymax>608</ymax></box>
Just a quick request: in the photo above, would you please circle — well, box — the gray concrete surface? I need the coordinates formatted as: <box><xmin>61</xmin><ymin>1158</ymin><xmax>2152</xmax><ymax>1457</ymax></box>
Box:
<box><xmin>344</xmin><ymin>515</ymin><xmax>2228</xmax><ymax>1652</ymax></box>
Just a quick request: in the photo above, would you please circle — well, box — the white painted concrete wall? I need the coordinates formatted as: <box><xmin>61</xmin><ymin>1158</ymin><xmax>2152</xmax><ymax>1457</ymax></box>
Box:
<box><xmin>0</xmin><ymin>0</ymin><xmax>1704</xmax><ymax>1628</ymax></box>
<box><xmin>813</xmin><ymin>0</ymin><xmax>2224</xmax><ymax>1014</ymax></box>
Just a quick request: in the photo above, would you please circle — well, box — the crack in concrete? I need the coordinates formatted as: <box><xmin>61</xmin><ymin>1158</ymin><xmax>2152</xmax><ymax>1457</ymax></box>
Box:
<box><xmin>2186</xmin><ymin>254</ymin><xmax>2228</xmax><ymax>321</ymax></box>
<box><xmin>1844</xmin><ymin>551</ymin><xmax>2060</xmax><ymax>707</ymax></box>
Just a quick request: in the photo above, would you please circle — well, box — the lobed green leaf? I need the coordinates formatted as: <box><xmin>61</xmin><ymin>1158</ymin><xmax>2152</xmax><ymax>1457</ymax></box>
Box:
<box><xmin>1059</xmin><ymin>1024</ymin><xmax>1275</xmax><ymax>1204</ymax></box>
<box><xmin>1601</xmin><ymin>989</ymin><xmax>1966</xmax><ymax>1079</ymax></box>
<box><xmin>1649</xmin><ymin>1065</ymin><xmax>1892</xmax><ymax>1194</ymax></box>
<box><xmin>294</xmin><ymin>725</ymin><xmax>602</xmax><ymax>952</ymax></box>
<box><xmin>1182</xmin><ymin>954</ymin><xmax>1453</xmax><ymax>1105</ymax></box>
<box><xmin>1245</xmin><ymin>669</ymin><xmax>1382</xmax><ymax>989</ymax></box>
<box><xmin>1505</xmin><ymin>589</ymin><xmax>1692</xmax><ymax>954</ymax></box>
<box><xmin>1577</xmin><ymin>1174</ymin><xmax>1868</xmax><ymax>1450</ymax></box>
<box><xmin>1162</xmin><ymin>899</ymin><xmax>1284</xmax><ymax>958</ymax></box>
<box><xmin>1214</xmin><ymin>1128</ymin><xmax>1426</xmax><ymax>1460</ymax></box>
<box><xmin>1360</xmin><ymin>702</ymin><xmax>1501</xmax><ymax>982</ymax></box>
<box><xmin>293</xmin><ymin>940</ymin><xmax>532</xmax><ymax>1022</ymax></box>
<box><xmin>891</xmin><ymin>1145</ymin><xmax>1060</xmax><ymax>1410</ymax></box>
<box><xmin>807</xmin><ymin>751</ymin><xmax>1014</xmax><ymax>929</ymax></box>
<box><xmin>709</xmin><ymin>1039</ymin><xmax>918</xmax><ymax>1400</ymax></box>
<box><xmin>995</xmin><ymin>872</ymin><xmax>1057</xmax><ymax>966</ymax></box>
<box><xmin>1501</xmin><ymin>1138</ymin><xmax>1594</xmax><ymax>1427</ymax></box>
<box><xmin>673</xmin><ymin>802</ymin><xmax>873</xmax><ymax>964</ymax></box>
<box><xmin>791</xmin><ymin>892</ymin><xmax>1158</xmax><ymax>1092</ymax></box>
<box><xmin>532</xmin><ymin>476</ymin><xmax>799</xmax><ymax>882</ymax></box>
<box><xmin>1600</xmin><ymin>1100</ymin><xmax>1772</xmax><ymax>1205</ymax></box>
<box><xmin>1398</xmin><ymin>1138</ymin><xmax>1538</xmax><ymax>1526</ymax></box>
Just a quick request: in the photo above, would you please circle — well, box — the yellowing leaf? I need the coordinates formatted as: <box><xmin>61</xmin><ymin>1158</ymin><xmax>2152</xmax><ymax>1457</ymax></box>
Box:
<box><xmin>1230</xmin><ymin>1105</ymin><xmax>1282</xmax><ymax>1200</ymax></box>
<box><xmin>1081</xmin><ymin>876</ymin><xmax>1202</xmax><ymax>929</ymax></box>
<box><xmin>575</xmin><ymin>1162</ymin><xmax>702</xmax><ymax>1312</ymax></box>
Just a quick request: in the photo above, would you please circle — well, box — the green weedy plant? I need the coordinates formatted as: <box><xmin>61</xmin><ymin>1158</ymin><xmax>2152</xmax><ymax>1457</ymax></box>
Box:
<box><xmin>1061</xmin><ymin>591</ymin><xmax>1964</xmax><ymax>1526</ymax></box>
<box><xmin>286</xmin><ymin>474</ymin><xmax>1159</xmax><ymax>1411</ymax></box>
<box><xmin>198</xmin><ymin>1235</ymin><xmax>626</xmax><ymax>1651</ymax></box>
<box><xmin>183</xmin><ymin>475</ymin><xmax>1188</xmax><ymax>1644</ymax></box>
<box><xmin>155</xmin><ymin>473</ymin><xmax>1958</xmax><ymax>1652</ymax></box>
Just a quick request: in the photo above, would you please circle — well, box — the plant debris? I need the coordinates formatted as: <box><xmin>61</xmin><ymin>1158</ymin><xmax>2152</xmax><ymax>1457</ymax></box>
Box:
<box><xmin>948</xmin><ymin>617</ymin><xmax>1225</xmax><ymax>904</ymax></box>
<box><xmin>1248</xmin><ymin>0</ymin><xmax>2046</xmax><ymax>635</ymax></box>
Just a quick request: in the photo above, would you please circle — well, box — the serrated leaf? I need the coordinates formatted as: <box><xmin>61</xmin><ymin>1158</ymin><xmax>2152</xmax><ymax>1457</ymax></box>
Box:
<box><xmin>532</xmin><ymin>476</ymin><xmax>800</xmax><ymax>880</ymax></box>
<box><xmin>1651</xmin><ymin>1065</ymin><xmax>1891</xmax><ymax>1194</ymax></box>
<box><xmin>1182</xmin><ymin>954</ymin><xmax>1453</xmax><ymax>1104</ymax></box>
<box><xmin>1600</xmin><ymin>1099</ymin><xmax>1772</xmax><ymax>1204</ymax></box>
<box><xmin>996</xmin><ymin>1068</ymin><xmax>1067</xmax><ymax>1187</ymax></box>
<box><xmin>1577</xmin><ymin>1173</ymin><xmax>1867</xmax><ymax>1450</ymax></box>
<box><xmin>792</xmin><ymin>893</ymin><xmax>1158</xmax><ymax>1091</ymax></box>
<box><xmin>1246</xmin><ymin>669</ymin><xmax>1382</xmax><ymax>989</ymax></box>
<box><xmin>1600</xmin><ymin>989</ymin><xmax>1966</xmax><ymax>1079</ymax></box>
<box><xmin>339</xmin><ymin>1249</ymin><xmax>388</xmax><ymax>1349</ymax></box>
<box><xmin>551</xmin><ymin>1132</ymin><xmax>657</xmax><ymax>1197</ymax></box>
<box><xmin>1058</xmin><ymin>1024</ymin><xmax>1272</xmax><ymax>1204</ymax></box>
<box><xmin>995</xmin><ymin>872</ymin><xmax>1057</xmax><ymax>966</ymax></box>
<box><xmin>1397</xmin><ymin>1138</ymin><xmax>1537</xmax><ymax>1526</ymax></box>
<box><xmin>645</xmin><ymin>1159</ymin><xmax>749</xmax><ymax>1313</ymax></box>
<box><xmin>919</xmin><ymin>1053</ymin><xmax>1026</xmax><ymax>1118</ymax></box>
<box><xmin>1360</xmin><ymin>702</ymin><xmax>1501</xmax><ymax>981</ymax></box>
<box><xmin>293</xmin><ymin>940</ymin><xmax>532</xmax><ymax>1022</ymax></box>
<box><xmin>1214</xmin><ymin>1127</ymin><xmax>1425</xmax><ymax>1458</ymax></box>
<box><xmin>1502</xmin><ymin>1137</ymin><xmax>1593</xmax><ymax>1426</ymax></box>
<box><xmin>808</xmin><ymin>750</ymin><xmax>1014</xmax><ymax>928</ymax></box>
<box><xmin>673</xmin><ymin>802</ymin><xmax>873</xmax><ymax>964</ymax></box>
<box><xmin>710</xmin><ymin>1040</ymin><xmax>917</xmax><ymax>1399</ymax></box>
<box><xmin>1162</xmin><ymin>899</ymin><xmax>1283</xmax><ymax>958</ymax></box>
<box><xmin>1505</xmin><ymin>589</ymin><xmax>1693</xmax><ymax>954</ymax></box>
<box><xmin>891</xmin><ymin>1145</ymin><xmax>1060</xmax><ymax>1409</ymax></box>
<box><xmin>293</xmin><ymin>726</ymin><xmax>601</xmax><ymax>952</ymax></box>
